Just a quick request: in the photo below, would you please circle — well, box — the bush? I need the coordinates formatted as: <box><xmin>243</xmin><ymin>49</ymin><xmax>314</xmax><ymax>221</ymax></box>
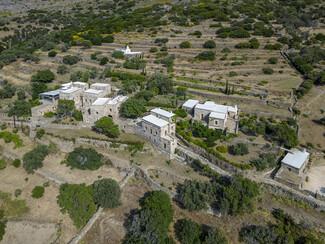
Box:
<box><xmin>0</xmin><ymin>159</ymin><xmax>6</xmax><ymax>170</ymax></box>
<box><xmin>48</xmin><ymin>50</ymin><xmax>57</xmax><ymax>57</ymax></box>
<box><xmin>36</xmin><ymin>129</ymin><xmax>45</xmax><ymax>139</ymax></box>
<box><xmin>150</xmin><ymin>47</ymin><xmax>158</xmax><ymax>53</ymax></box>
<box><xmin>12</xmin><ymin>159</ymin><xmax>21</xmax><ymax>168</ymax></box>
<box><xmin>231</xmin><ymin>143</ymin><xmax>249</xmax><ymax>155</ymax></box>
<box><xmin>217</xmin><ymin>145</ymin><xmax>228</xmax><ymax>153</ymax></box>
<box><xmin>62</xmin><ymin>55</ymin><xmax>80</xmax><ymax>65</ymax></box>
<box><xmin>252</xmin><ymin>153</ymin><xmax>277</xmax><ymax>171</ymax></box>
<box><xmin>14</xmin><ymin>189</ymin><xmax>22</xmax><ymax>197</ymax></box>
<box><xmin>203</xmin><ymin>40</ymin><xmax>216</xmax><ymax>49</ymax></box>
<box><xmin>31</xmin><ymin>186</ymin><xmax>44</xmax><ymax>198</ymax></box>
<box><xmin>267</xmin><ymin>57</ymin><xmax>278</xmax><ymax>64</ymax></box>
<box><xmin>93</xmin><ymin>116</ymin><xmax>120</xmax><ymax>138</ymax></box>
<box><xmin>31</xmin><ymin>70</ymin><xmax>55</xmax><ymax>83</ymax></box>
<box><xmin>57</xmin><ymin>65</ymin><xmax>68</xmax><ymax>75</ymax></box>
<box><xmin>264</xmin><ymin>43</ymin><xmax>282</xmax><ymax>50</ymax></box>
<box><xmin>174</xmin><ymin>108</ymin><xmax>187</xmax><ymax>118</ymax></box>
<box><xmin>195</xmin><ymin>51</ymin><xmax>215</xmax><ymax>61</ymax></box>
<box><xmin>120</xmin><ymin>97</ymin><xmax>147</xmax><ymax>118</ymax></box>
<box><xmin>99</xmin><ymin>57</ymin><xmax>108</xmax><ymax>65</ymax></box>
<box><xmin>22</xmin><ymin>145</ymin><xmax>49</xmax><ymax>173</ymax></box>
<box><xmin>147</xmin><ymin>72</ymin><xmax>174</xmax><ymax>95</ymax></box>
<box><xmin>65</xmin><ymin>146</ymin><xmax>103</xmax><ymax>170</ymax></box>
<box><xmin>93</xmin><ymin>178</ymin><xmax>122</xmax><ymax>209</ymax></box>
<box><xmin>262</xmin><ymin>67</ymin><xmax>274</xmax><ymax>74</ymax></box>
<box><xmin>57</xmin><ymin>183</ymin><xmax>96</xmax><ymax>228</ymax></box>
<box><xmin>112</xmin><ymin>51</ymin><xmax>125</xmax><ymax>59</ymax></box>
<box><xmin>179</xmin><ymin>41</ymin><xmax>191</xmax><ymax>48</ymax></box>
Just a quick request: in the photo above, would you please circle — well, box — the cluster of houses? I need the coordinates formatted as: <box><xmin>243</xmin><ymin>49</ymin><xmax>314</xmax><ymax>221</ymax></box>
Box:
<box><xmin>31</xmin><ymin>81</ymin><xmax>127</xmax><ymax>124</ymax></box>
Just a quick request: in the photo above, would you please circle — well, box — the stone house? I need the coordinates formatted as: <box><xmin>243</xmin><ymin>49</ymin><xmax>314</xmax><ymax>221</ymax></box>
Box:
<box><xmin>182</xmin><ymin>99</ymin><xmax>238</xmax><ymax>133</ymax></box>
<box><xmin>83</xmin><ymin>95</ymin><xmax>128</xmax><ymax>124</ymax></box>
<box><xmin>31</xmin><ymin>81</ymin><xmax>127</xmax><ymax>125</ymax></box>
<box><xmin>275</xmin><ymin>148</ymin><xmax>310</xmax><ymax>190</ymax></box>
<box><xmin>136</xmin><ymin>108</ymin><xmax>177</xmax><ymax>157</ymax></box>
<box><xmin>281</xmin><ymin>148</ymin><xmax>310</xmax><ymax>175</ymax></box>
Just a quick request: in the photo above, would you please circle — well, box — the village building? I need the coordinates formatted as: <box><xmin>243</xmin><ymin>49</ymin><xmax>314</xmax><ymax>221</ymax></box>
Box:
<box><xmin>31</xmin><ymin>81</ymin><xmax>126</xmax><ymax>124</ymax></box>
<box><xmin>275</xmin><ymin>148</ymin><xmax>310</xmax><ymax>189</ymax></box>
<box><xmin>182</xmin><ymin>99</ymin><xmax>239</xmax><ymax>133</ymax></box>
<box><xmin>115</xmin><ymin>45</ymin><xmax>142</xmax><ymax>55</ymax></box>
<box><xmin>136</xmin><ymin>108</ymin><xmax>177</xmax><ymax>157</ymax></box>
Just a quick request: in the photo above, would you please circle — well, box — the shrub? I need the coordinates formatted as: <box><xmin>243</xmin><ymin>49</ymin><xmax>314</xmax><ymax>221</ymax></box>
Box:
<box><xmin>221</xmin><ymin>48</ymin><xmax>231</xmax><ymax>53</ymax></box>
<box><xmin>48</xmin><ymin>50</ymin><xmax>57</xmax><ymax>57</ymax></box>
<box><xmin>0</xmin><ymin>159</ymin><xmax>6</xmax><ymax>170</ymax></box>
<box><xmin>57</xmin><ymin>65</ymin><xmax>68</xmax><ymax>75</ymax></box>
<box><xmin>150</xmin><ymin>47</ymin><xmax>158</xmax><ymax>53</ymax></box>
<box><xmin>195</xmin><ymin>51</ymin><xmax>215</xmax><ymax>61</ymax></box>
<box><xmin>99</xmin><ymin>57</ymin><xmax>108</xmax><ymax>65</ymax></box>
<box><xmin>31</xmin><ymin>186</ymin><xmax>44</xmax><ymax>198</ymax></box>
<box><xmin>174</xmin><ymin>108</ymin><xmax>187</xmax><ymax>118</ymax></box>
<box><xmin>217</xmin><ymin>145</ymin><xmax>228</xmax><ymax>153</ymax></box>
<box><xmin>36</xmin><ymin>129</ymin><xmax>45</xmax><ymax>139</ymax></box>
<box><xmin>203</xmin><ymin>40</ymin><xmax>216</xmax><ymax>49</ymax></box>
<box><xmin>231</xmin><ymin>143</ymin><xmax>249</xmax><ymax>155</ymax></box>
<box><xmin>62</xmin><ymin>55</ymin><xmax>80</xmax><ymax>65</ymax></box>
<box><xmin>264</xmin><ymin>43</ymin><xmax>282</xmax><ymax>50</ymax></box>
<box><xmin>65</xmin><ymin>146</ymin><xmax>103</xmax><ymax>170</ymax></box>
<box><xmin>180</xmin><ymin>41</ymin><xmax>191</xmax><ymax>48</ymax></box>
<box><xmin>93</xmin><ymin>178</ymin><xmax>122</xmax><ymax>209</ymax></box>
<box><xmin>267</xmin><ymin>57</ymin><xmax>278</xmax><ymax>64</ymax></box>
<box><xmin>262</xmin><ymin>67</ymin><xmax>274</xmax><ymax>74</ymax></box>
<box><xmin>12</xmin><ymin>159</ymin><xmax>21</xmax><ymax>168</ymax></box>
<box><xmin>14</xmin><ymin>189</ymin><xmax>22</xmax><ymax>197</ymax></box>
<box><xmin>112</xmin><ymin>51</ymin><xmax>125</xmax><ymax>59</ymax></box>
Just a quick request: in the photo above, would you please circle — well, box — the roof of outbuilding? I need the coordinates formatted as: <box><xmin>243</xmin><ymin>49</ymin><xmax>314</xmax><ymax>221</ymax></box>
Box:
<box><xmin>182</xmin><ymin>99</ymin><xmax>199</xmax><ymax>109</ymax></box>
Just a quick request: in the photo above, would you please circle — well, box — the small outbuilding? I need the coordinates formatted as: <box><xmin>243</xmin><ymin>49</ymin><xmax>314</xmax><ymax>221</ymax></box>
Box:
<box><xmin>281</xmin><ymin>148</ymin><xmax>310</xmax><ymax>175</ymax></box>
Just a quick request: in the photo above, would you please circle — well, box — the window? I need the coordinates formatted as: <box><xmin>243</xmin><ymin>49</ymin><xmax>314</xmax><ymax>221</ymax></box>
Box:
<box><xmin>200</xmin><ymin>114</ymin><xmax>203</xmax><ymax>119</ymax></box>
<box><xmin>165</xmin><ymin>131</ymin><xmax>167</xmax><ymax>136</ymax></box>
<box><xmin>145</xmin><ymin>126</ymin><xmax>147</xmax><ymax>131</ymax></box>
<box><xmin>164</xmin><ymin>143</ymin><xmax>166</xmax><ymax>149</ymax></box>
<box><xmin>288</xmin><ymin>167</ymin><xmax>291</xmax><ymax>172</ymax></box>
<box><xmin>150</xmin><ymin>129</ymin><xmax>152</xmax><ymax>134</ymax></box>
<box><xmin>214</xmin><ymin>120</ymin><xmax>219</xmax><ymax>125</ymax></box>
<box><xmin>155</xmin><ymin>131</ymin><xmax>158</xmax><ymax>135</ymax></box>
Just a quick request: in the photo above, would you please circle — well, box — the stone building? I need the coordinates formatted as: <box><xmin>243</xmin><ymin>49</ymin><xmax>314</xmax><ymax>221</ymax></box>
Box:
<box><xmin>182</xmin><ymin>99</ymin><xmax>239</xmax><ymax>133</ymax></box>
<box><xmin>275</xmin><ymin>148</ymin><xmax>310</xmax><ymax>189</ymax></box>
<box><xmin>31</xmin><ymin>81</ymin><xmax>126</xmax><ymax>125</ymax></box>
<box><xmin>136</xmin><ymin>108</ymin><xmax>177</xmax><ymax>157</ymax></box>
<box><xmin>83</xmin><ymin>95</ymin><xmax>128</xmax><ymax>124</ymax></box>
<box><xmin>281</xmin><ymin>148</ymin><xmax>310</xmax><ymax>175</ymax></box>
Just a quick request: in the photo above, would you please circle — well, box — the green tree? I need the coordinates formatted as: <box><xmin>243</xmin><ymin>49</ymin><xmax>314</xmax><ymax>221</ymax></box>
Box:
<box><xmin>57</xmin><ymin>183</ymin><xmax>97</xmax><ymax>228</ymax></box>
<box><xmin>57</xmin><ymin>65</ymin><xmax>68</xmax><ymax>74</ymax></box>
<box><xmin>99</xmin><ymin>57</ymin><xmax>108</xmax><ymax>65</ymax></box>
<box><xmin>22</xmin><ymin>145</ymin><xmax>49</xmax><ymax>173</ymax></box>
<box><xmin>93</xmin><ymin>178</ymin><xmax>122</xmax><ymax>209</ymax></box>
<box><xmin>31</xmin><ymin>70</ymin><xmax>55</xmax><ymax>83</ymax></box>
<box><xmin>147</xmin><ymin>72</ymin><xmax>173</xmax><ymax>95</ymax></box>
<box><xmin>175</xmin><ymin>219</ymin><xmax>203</xmax><ymax>244</ymax></box>
<box><xmin>93</xmin><ymin>116</ymin><xmax>120</xmax><ymax>138</ymax></box>
<box><xmin>195</xmin><ymin>51</ymin><xmax>215</xmax><ymax>61</ymax></box>
<box><xmin>204</xmin><ymin>227</ymin><xmax>228</xmax><ymax>244</ymax></box>
<box><xmin>203</xmin><ymin>40</ymin><xmax>216</xmax><ymax>49</ymax></box>
<box><xmin>180</xmin><ymin>41</ymin><xmax>191</xmax><ymax>48</ymax></box>
<box><xmin>112</xmin><ymin>51</ymin><xmax>125</xmax><ymax>59</ymax></box>
<box><xmin>48</xmin><ymin>50</ymin><xmax>57</xmax><ymax>57</ymax></box>
<box><xmin>31</xmin><ymin>186</ymin><xmax>45</xmax><ymax>198</ymax></box>
<box><xmin>65</xmin><ymin>146</ymin><xmax>103</xmax><ymax>170</ymax></box>
<box><xmin>62</xmin><ymin>55</ymin><xmax>80</xmax><ymax>65</ymax></box>
<box><xmin>31</xmin><ymin>82</ymin><xmax>47</xmax><ymax>100</ymax></box>
<box><xmin>57</xmin><ymin>99</ymin><xmax>76</xmax><ymax>118</ymax></box>
<box><xmin>120</xmin><ymin>97</ymin><xmax>147</xmax><ymax>118</ymax></box>
<box><xmin>231</xmin><ymin>143</ymin><xmax>249</xmax><ymax>155</ymax></box>
<box><xmin>17</xmin><ymin>89</ymin><xmax>26</xmax><ymax>100</ymax></box>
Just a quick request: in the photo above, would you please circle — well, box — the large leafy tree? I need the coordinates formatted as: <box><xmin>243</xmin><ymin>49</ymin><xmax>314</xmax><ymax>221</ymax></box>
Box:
<box><xmin>124</xmin><ymin>191</ymin><xmax>174</xmax><ymax>244</ymax></box>
<box><xmin>147</xmin><ymin>72</ymin><xmax>173</xmax><ymax>95</ymax></box>
<box><xmin>93</xmin><ymin>116</ymin><xmax>120</xmax><ymax>138</ymax></box>
<box><xmin>57</xmin><ymin>99</ymin><xmax>76</xmax><ymax>118</ymax></box>
<box><xmin>31</xmin><ymin>82</ymin><xmax>47</xmax><ymax>100</ymax></box>
<box><xmin>120</xmin><ymin>97</ymin><xmax>147</xmax><ymax>118</ymax></box>
<box><xmin>57</xmin><ymin>183</ymin><xmax>97</xmax><ymax>228</ymax></box>
<box><xmin>23</xmin><ymin>145</ymin><xmax>49</xmax><ymax>173</ymax></box>
<box><xmin>65</xmin><ymin>146</ymin><xmax>103</xmax><ymax>170</ymax></box>
<box><xmin>93</xmin><ymin>178</ymin><xmax>122</xmax><ymax>209</ymax></box>
<box><xmin>31</xmin><ymin>69</ymin><xmax>55</xmax><ymax>83</ymax></box>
